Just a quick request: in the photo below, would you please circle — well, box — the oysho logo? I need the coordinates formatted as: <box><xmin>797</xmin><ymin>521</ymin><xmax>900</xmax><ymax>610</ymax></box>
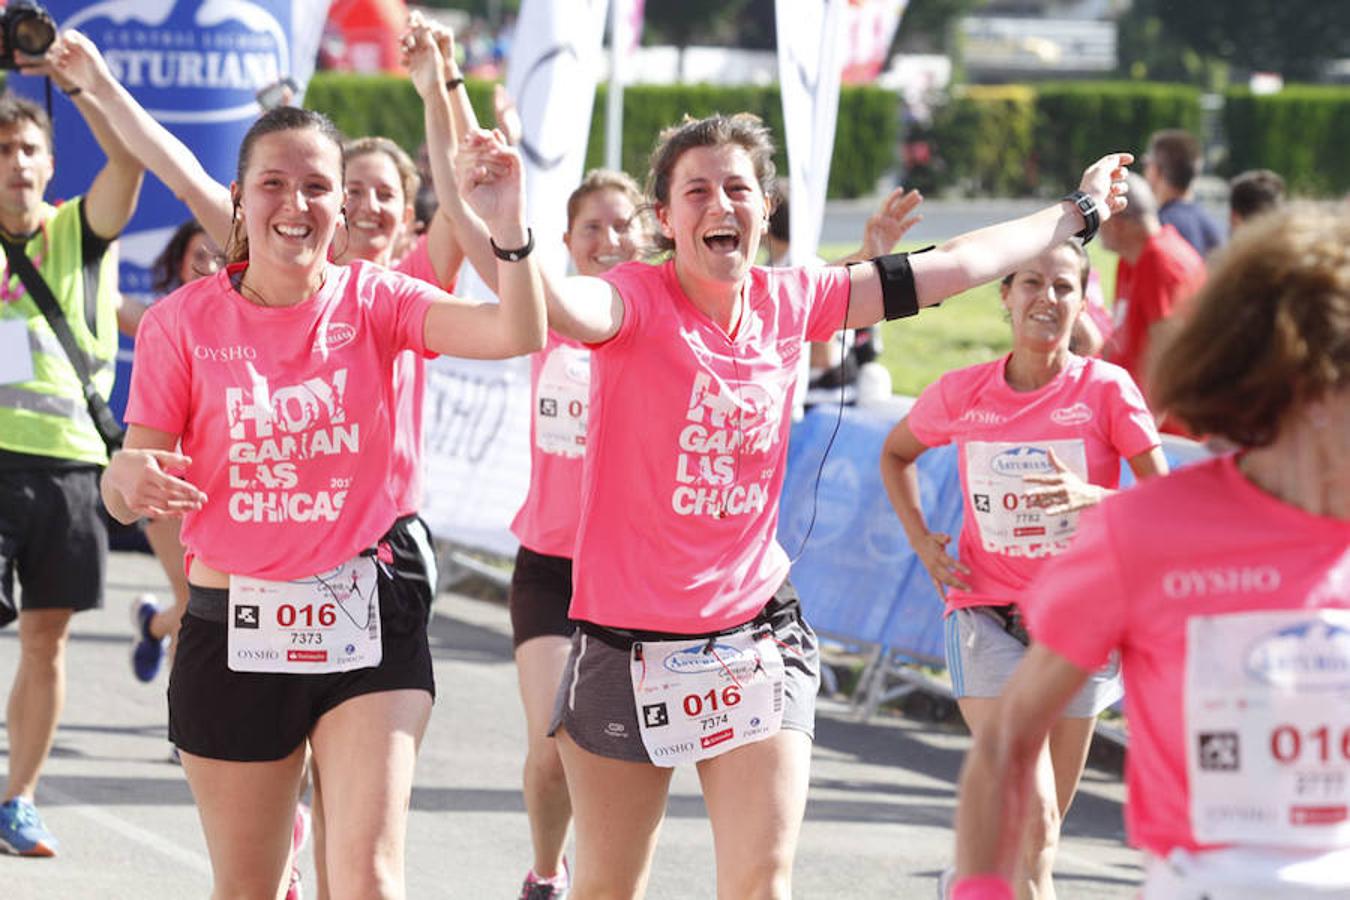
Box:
<box><xmin>989</xmin><ymin>446</ymin><xmax>1054</xmax><ymax>477</ymax></box>
<box><xmin>312</xmin><ymin>322</ymin><xmax>357</xmax><ymax>354</ymax></box>
<box><xmin>1051</xmin><ymin>402</ymin><xmax>1093</xmax><ymax>426</ymax></box>
<box><xmin>1245</xmin><ymin>620</ymin><xmax>1350</xmax><ymax>691</ymax></box>
<box><xmin>234</xmin><ymin>648</ymin><xmax>278</xmax><ymax>661</ymax></box>
<box><xmin>1162</xmin><ymin>566</ymin><xmax>1282</xmax><ymax>599</ymax></box>
<box><xmin>959</xmin><ymin>409</ymin><xmax>1006</xmax><ymax>425</ymax></box>
<box><xmin>195</xmin><ymin>344</ymin><xmax>257</xmax><ymax>362</ymax></box>
<box><xmin>68</xmin><ymin>1</ymin><xmax>292</xmax><ymax>125</ymax></box>
<box><xmin>663</xmin><ymin>643</ymin><xmax>746</xmax><ymax>674</ymax></box>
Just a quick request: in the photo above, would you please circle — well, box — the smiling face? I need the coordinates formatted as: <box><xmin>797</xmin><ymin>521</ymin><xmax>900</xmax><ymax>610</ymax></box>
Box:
<box><xmin>656</xmin><ymin>143</ymin><xmax>769</xmax><ymax>287</ymax></box>
<box><xmin>0</xmin><ymin>119</ymin><xmax>53</xmax><ymax>222</ymax></box>
<box><xmin>233</xmin><ymin>127</ymin><xmax>344</xmax><ymax>272</ymax></box>
<box><xmin>1000</xmin><ymin>245</ymin><xmax>1086</xmax><ymax>352</ymax></box>
<box><xmin>341</xmin><ymin>150</ymin><xmax>413</xmax><ymax>263</ymax></box>
<box><xmin>564</xmin><ymin>187</ymin><xmax>640</xmax><ymax>277</ymax></box>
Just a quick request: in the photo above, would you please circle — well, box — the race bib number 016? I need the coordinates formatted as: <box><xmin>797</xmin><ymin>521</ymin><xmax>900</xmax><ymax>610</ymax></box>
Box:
<box><xmin>964</xmin><ymin>440</ymin><xmax>1087</xmax><ymax>557</ymax></box>
<box><xmin>1186</xmin><ymin>609</ymin><xmax>1350</xmax><ymax>847</ymax></box>
<box><xmin>228</xmin><ymin>555</ymin><xmax>382</xmax><ymax>674</ymax></box>
<box><xmin>631</xmin><ymin>628</ymin><xmax>785</xmax><ymax>767</ymax></box>
<box><xmin>535</xmin><ymin>344</ymin><xmax>590</xmax><ymax>458</ymax></box>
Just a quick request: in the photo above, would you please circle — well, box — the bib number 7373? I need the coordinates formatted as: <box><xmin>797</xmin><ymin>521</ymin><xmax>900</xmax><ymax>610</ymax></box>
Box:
<box><xmin>227</xmin><ymin>555</ymin><xmax>382</xmax><ymax>674</ymax></box>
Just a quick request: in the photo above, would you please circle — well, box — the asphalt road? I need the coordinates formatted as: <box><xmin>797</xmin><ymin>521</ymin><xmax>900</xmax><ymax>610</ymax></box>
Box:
<box><xmin>0</xmin><ymin>551</ymin><xmax>1143</xmax><ymax>898</ymax></box>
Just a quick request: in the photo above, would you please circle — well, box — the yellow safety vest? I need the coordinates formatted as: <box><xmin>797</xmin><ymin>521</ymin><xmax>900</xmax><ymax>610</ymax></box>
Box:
<box><xmin>0</xmin><ymin>200</ymin><xmax>119</xmax><ymax>465</ymax></box>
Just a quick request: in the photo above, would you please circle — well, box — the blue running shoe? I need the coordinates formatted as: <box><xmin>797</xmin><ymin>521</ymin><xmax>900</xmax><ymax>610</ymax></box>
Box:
<box><xmin>130</xmin><ymin>593</ymin><xmax>168</xmax><ymax>683</ymax></box>
<box><xmin>0</xmin><ymin>797</ymin><xmax>57</xmax><ymax>857</ymax></box>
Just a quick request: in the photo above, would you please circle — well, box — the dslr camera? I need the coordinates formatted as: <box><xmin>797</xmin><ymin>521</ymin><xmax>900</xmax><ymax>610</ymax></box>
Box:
<box><xmin>0</xmin><ymin>1</ymin><xmax>56</xmax><ymax>70</ymax></box>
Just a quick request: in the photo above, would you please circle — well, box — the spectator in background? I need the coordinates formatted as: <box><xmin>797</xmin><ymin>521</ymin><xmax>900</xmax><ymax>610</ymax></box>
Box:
<box><xmin>1228</xmin><ymin>168</ymin><xmax>1286</xmax><ymax>232</ymax></box>
<box><xmin>1100</xmin><ymin>173</ymin><xmax>1205</xmax><ymax>423</ymax></box>
<box><xmin>1144</xmin><ymin>129</ymin><xmax>1223</xmax><ymax>257</ymax></box>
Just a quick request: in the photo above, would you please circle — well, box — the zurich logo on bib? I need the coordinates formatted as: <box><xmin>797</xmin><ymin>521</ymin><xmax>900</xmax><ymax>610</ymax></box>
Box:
<box><xmin>1245</xmin><ymin>620</ymin><xmax>1350</xmax><ymax>692</ymax></box>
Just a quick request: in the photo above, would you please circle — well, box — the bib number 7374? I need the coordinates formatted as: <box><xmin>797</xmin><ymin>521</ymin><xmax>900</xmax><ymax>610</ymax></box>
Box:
<box><xmin>630</xmin><ymin>627</ymin><xmax>785</xmax><ymax>767</ymax></box>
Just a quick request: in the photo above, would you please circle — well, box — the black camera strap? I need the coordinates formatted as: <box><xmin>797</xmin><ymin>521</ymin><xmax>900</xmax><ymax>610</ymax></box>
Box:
<box><xmin>2</xmin><ymin>237</ymin><xmax>124</xmax><ymax>451</ymax></box>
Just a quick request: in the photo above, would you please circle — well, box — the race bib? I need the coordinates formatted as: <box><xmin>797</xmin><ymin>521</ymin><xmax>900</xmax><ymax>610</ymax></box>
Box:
<box><xmin>631</xmin><ymin>628</ymin><xmax>785</xmax><ymax>767</ymax></box>
<box><xmin>535</xmin><ymin>344</ymin><xmax>590</xmax><ymax>458</ymax></box>
<box><xmin>228</xmin><ymin>555</ymin><xmax>382</xmax><ymax>674</ymax></box>
<box><xmin>964</xmin><ymin>440</ymin><xmax>1088</xmax><ymax>556</ymax></box>
<box><xmin>0</xmin><ymin>319</ymin><xmax>34</xmax><ymax>385</ymax></box>
<box><xmin>1186</xmin><ymin>609</ymin><xmax>1350</xmax><ymax>847</ymax></box>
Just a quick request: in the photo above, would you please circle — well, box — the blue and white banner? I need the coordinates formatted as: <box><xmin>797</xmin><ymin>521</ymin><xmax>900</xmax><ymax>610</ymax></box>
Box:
<box><xmin>9</xmin><ymin>0</ymin><xmax>332</xmax><ymax>416</ymax></box>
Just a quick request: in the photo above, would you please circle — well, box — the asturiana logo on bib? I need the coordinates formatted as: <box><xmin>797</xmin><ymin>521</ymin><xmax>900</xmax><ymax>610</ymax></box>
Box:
<box><xmin>1050</xmin><ymin>402</ymin><xmax>1093</xmax><ymax>426</ymax></box>
<box><xmin>1244</xmin><ymin>620</ymin><xmax>1350</xmax><ymax>691</ymax></box>
<box><xmin>989</xmin><ymin>446</ymin><xmax>1053</xmax><ymax>477</ymax></box>
<box><xmin>1162</xmin><ymin>566</ymin><xmax>1282</xmax><ymax>599</ymax></box>
<box><xmin>663</xmin><ymin>643</ymin><xmax>745</xmax><ymax>675</ymax></box>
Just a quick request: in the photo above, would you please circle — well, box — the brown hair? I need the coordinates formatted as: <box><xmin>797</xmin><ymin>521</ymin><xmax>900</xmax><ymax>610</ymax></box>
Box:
<box><xmin>343</xmin><ymin>136</ymin><xmax>421</xmax><ymax>208</ymax></box>
<box><xmin>566</xmin><ymin>168</ymin><xmax>643</xmax><ymax>230</ymax></box>
<box><xmin>0</xmin><ymin>94</ymin><xmax>52</xmax><ymax>152</ymax></box>
<box><xmin>1151</xmin><ymin>205</ymin><xmax>1350</xmax><ymax>446</ymax></box>
<box><xmin>1000</xmin><ymin>238</ymin><xmax>1091</xmax><ymax>293</ymax></box>
<box><xmin>1229</xmin><ymin>169</ymin><xmax>1286</xmax><ymax>222</ymax></box>
<box><xmin>646</xmin><ymin>113</ymin><xmax>777</xmax><ymax>253</ymax></box>
<box><xmin>1147</xmin><ymin>129</ymin><xmax>1202</xmax><ymax>192</ymax></box>
<box><xmin>226</xmin><ymin>106</ymin><xmax>345</xmax><ymax>264</ymax></box>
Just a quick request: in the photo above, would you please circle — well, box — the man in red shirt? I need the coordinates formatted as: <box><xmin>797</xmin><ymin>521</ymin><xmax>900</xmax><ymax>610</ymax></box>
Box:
<box><xmin>1101</xmin><ymin>173</ymin><xmax>1205</xmax><ymax>418</ymax></box>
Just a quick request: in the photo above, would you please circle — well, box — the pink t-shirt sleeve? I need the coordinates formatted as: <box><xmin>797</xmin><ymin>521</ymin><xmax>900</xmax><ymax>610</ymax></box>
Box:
<box><xmin>368</xmin><ymin>266</ymin><xmax>440</xmax><ymax>361</ymax></box>
<box><xmin>801</xmin><ymin>265</ymin><xmax>852</xmax><ymax>342</ymax></box>
<box><xmin>125</xmin><ymin>302</ymin><xmax>191</xmax><ymax>436</ymax></box>
<box><xmin>1103</xmin><ymin>363</ymin><xmax>1162</xmax><ymax>459</ymax></box>
<box><xmin>395</xmin><ymin>234</ymin><xmax>457</xmax><ymax>292</ymax></box>
<box><xmin>595</xmin><ymin>260</ymin><xmax>650</xmax><ymax>351</ymax></box>
<box><xmin>905</xmin><ymin>377</ymin><xmax>956</xmax><ymax>448</ymax></box>
<box><xmin>1025</xmin><ymin>504</ymin><xmax>1128</xmax><ymax>671</ymax></box>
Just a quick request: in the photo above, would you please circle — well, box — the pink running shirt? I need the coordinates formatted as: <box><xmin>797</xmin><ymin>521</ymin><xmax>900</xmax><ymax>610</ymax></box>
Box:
<box><xmin>569</xmin><ymin>260</ymin><xmax>851</xmax><ymax>633</ymax></box>
<box><xmin>126</xmin><ymin>261</ymin><xmax>439</xmax><ymax>581</ymax></box>
<box><xmin>1027</xmin><ymin>455</ymin><xmax>1350</xmax><ymax>857</ymax></box>
<box><xmin>510</xmin><ymin>330</ymin><xmax>590</xmax><ymax>558</ymax></box>
<box><xmin>906</xmin><ymin>353</ymin><xmax>1160</xmax><ymax>611</ymax></box>
<box><xmin>389</xmin><ymin>234</ymin><xmax>455</xmax><ymax>516</ymax></box>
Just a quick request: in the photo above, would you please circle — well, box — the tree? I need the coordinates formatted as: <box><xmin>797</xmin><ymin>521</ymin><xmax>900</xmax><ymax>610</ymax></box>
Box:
<box><xmin>1119</xmin><ymin>0</ymin><xmax>1350</xmax><ymax>83</ymax></box>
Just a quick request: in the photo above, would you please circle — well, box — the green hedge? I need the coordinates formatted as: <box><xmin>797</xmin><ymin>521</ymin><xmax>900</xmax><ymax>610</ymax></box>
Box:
<box><xmin>1223</xmin><ymin>86</ymin><xmax>1350</xmax><ymax>195</ymax></box>
<box><xmin>303</xmin><ymin>73</ymin><xmax>898</xmax><ymax>199</ymax></box>
<box><xmin>926</xmin><ymin>85</ymin><xmax>1036</xmax><ymax>196</ymax></box>
<box><xmin>1032</xmin><ymin>82</ymin><xmax>1202</xmax><ymax>192</ymax></box>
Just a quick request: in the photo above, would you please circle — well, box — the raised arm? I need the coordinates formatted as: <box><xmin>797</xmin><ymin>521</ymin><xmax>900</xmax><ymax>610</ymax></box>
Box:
<box><xmin>22</xmin><ymin>34</ymin><xmax>144</xmax><ymax>238</ymax></box>
<box><xmin>422</xmin><ymin>130</ymin><xmax>545</xmax><ymax>358</ymax></box>
<box><xmin>400</xmin><ymin>17</ymin><xmax>467</xmax><ymax>286</ymax></box>
<box><xmin>51</xmin><ymin>30</ymin><xmax>232</xmax><ymax>247</ymax></box>
<box><xmin>831</xmin><ymin>186</ymin><xmax>923</xmax><ymax>265</ymax></box>
<box><xmin>843</xmin><ymin>154</ymin><xmax>1133</xmax><ymax>329</ymax></box>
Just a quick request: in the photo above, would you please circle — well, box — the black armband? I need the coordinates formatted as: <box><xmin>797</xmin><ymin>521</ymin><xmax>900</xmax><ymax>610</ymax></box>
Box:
<box><xmin>872</xmin><ymin>245</ymin><xmax>935</xmax><ymax>320</ymax></box>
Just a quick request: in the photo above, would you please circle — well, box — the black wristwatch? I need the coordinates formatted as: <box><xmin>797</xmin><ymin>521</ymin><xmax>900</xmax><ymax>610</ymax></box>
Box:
<box><xmin>1061</xmin><ymin>190</ymin><xmax>1100</xmax><ymax>244</ymax></box>
<box><xmin>490</xmin><ymin>228</ymin><xmax>534</xmax><ymax>262</ymax></box>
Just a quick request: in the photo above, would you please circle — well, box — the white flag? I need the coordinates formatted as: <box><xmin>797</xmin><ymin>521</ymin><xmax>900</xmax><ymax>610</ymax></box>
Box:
<box><xmin>776</xmin><ymin>0</ymin><xmax>848</xmax><ymax>267</ymax></box>
<box><xmin>507</xmin><ymin>0</ymin><xmax>612</xmax><ymax>276</ymax></box>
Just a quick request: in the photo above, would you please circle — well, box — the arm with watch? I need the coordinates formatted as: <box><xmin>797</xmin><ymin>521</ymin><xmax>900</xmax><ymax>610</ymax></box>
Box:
<box><xmin>840</xmin><ymin>153</ymin><xmax>1131</xmax><ymax>329</ymax></box>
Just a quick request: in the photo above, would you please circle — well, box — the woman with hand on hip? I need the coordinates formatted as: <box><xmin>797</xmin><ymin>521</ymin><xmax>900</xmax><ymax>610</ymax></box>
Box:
<box><xmin>948</xmin><ymin>205</ymin><xmax>1349</xmax><ymax>900</ymax></box>
<box><xmin>880</xmin><ymin>237</ymin><xmax>1167</xmax><ymax>899</ymax></box>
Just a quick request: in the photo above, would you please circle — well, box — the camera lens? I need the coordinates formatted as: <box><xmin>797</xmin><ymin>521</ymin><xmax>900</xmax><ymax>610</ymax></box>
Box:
<box><xmin>12</xmin><ymin>14</ymin><xmax>56</xmax><ymax>56</ymax></box>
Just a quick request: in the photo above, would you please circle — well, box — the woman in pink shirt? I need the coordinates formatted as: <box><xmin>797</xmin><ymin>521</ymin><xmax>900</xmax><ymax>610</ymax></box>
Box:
<box><xmin>534</xmin><ymin>110</ymin><xmax>1134</xmax><ymax>897</ymax></box>
<box><xmin>97</xmin><ymin>101</ymin><xmax>545</xmax><ymax>900</ymax></box>
<box><xmin>880</xmin><ymin>238</ymin><xmax>1168</xmax><ymax>898</ymax></box>
<box><xmin>949</xmin><ymin>205</ymin><xmax>1349</xmax><ymax>899</ymax></box>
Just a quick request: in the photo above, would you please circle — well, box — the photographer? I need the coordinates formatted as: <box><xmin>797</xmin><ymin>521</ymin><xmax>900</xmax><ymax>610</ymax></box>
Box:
<box><xmin>0</xmin><ymin>27</ymin><xmax>144</xmax><ymax>856</ymax></box>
